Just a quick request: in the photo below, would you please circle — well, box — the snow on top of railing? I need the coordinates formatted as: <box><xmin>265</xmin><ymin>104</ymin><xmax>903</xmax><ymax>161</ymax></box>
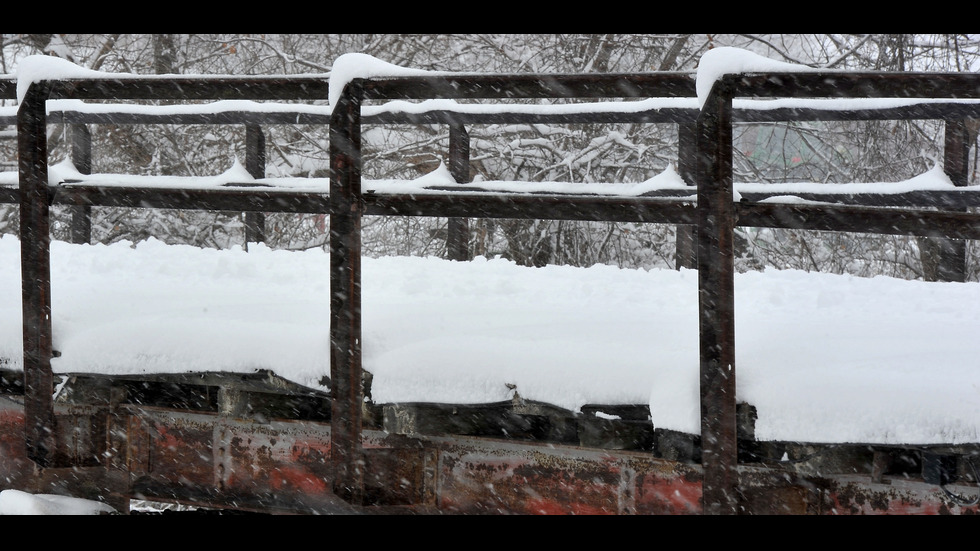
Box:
<box><xmin>695</xmin><ymin>47</ymin><xmax>826</xmax><ymax>109</ymax></box>
<box><xmin>362</xmin><ymin>161</ymin><xmax>692</xmax><ymax>197</ymax></box>
<box><xmin>14</xmin><ymin>54</ymin><xmax>107</xmax><ymax>104</ymax></box>
<box><xmin>3</xmin><ymin>96</ymin><xmax>979</xmax><ymax>125</ymax></box>
<box><xmin>4</xmin><ymin>49</ymin><xmax>980</xmax><ymax>120</ymax></box>
<box><xmin>3</xmin><ymin>155</ymin><xmax>965</xmax><ymax>203</ymax></box>
<box><xmin>328</xmin><ymin>52</ymin><xmax>445</xmax><ymax>107</ymax></box>
<box><xmin>47</xmin><ymin>157</ymin><xmax>330</xmax><ymax>192</ymax></box>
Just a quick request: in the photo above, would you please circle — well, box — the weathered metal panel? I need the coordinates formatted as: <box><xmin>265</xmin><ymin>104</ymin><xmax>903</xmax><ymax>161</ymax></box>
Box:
<box><xmin>215</xmin><ymin>419</ymin><xmax>332</xmax><ymax>498</ymax></box>
<box><xmin>824</xmin><ymin>476</ymin><xmax>980</xmax><ymax>515</ymax></box>
<box><xmin>128</xmin><ymin>408</ymin><xmax>217</xmax><ymax>491</ymax></box>
<box><xmin>124</xmin><ymin>406</ymin><xmax>355</xmax><ymax>513</ymax></box>
<box><xmin>5</xmin><ymin>395</ymin><xmax>980</xmax><ymax>514</ymax></box>
<box><xmin>417</xmin><ymin>434</ymin><xmax>703</xmax><ymax>515</ymax></box>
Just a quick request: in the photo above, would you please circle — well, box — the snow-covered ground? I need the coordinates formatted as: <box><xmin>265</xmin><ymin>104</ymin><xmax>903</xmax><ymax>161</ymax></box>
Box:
<box><xmin>2</xmin><ymin>234</ymin><xmax>979</xmax><ymax>448</ymax></box>
<box><xmin>4</xmin><ymin>236</ymin><xmax>979</xmax><ymax>515</ymax></box>
<box><xmin>0</xmin><ymin>489</ymin><xmax>117</xmax><ymax>515</ymax></box>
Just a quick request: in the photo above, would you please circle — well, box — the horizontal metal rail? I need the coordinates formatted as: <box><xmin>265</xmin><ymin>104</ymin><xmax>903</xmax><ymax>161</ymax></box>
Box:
<box><xmin>5</xmin><ymin>98</ymin><xmax>980</xmax><ymax>127</ymax></box>
<box><xmin>9</xmin><ymin>184</ymin><xmax>980</xmax><ymax>236</ymax></box>
<box><xmin>49</xmin><ymin>184</ymin><xmax>332</xmax><ymax>214</ymax></box>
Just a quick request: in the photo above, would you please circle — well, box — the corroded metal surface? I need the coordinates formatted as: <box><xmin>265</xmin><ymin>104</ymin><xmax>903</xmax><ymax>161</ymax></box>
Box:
<box><xmin>824</xmin><ymin>475</ymin><xmax>979</xmax><ymax>515</ymax></box>
<box><xmin>412</xmin><ymin>434</ymin><xmax>703</xmax><ymax>515</ymax></box>
<box><xmin>123</xmin><ymin>406</ymin><xmax>344</xmax><ymax>513</ymax></box>
<box><xmin>2</xmin><ymin>394</ymin><xmax>980</xmax><ymax>514</ymax></box>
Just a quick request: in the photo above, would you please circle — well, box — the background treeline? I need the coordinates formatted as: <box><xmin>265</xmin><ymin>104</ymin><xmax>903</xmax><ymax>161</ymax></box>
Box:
<box><xmin>1</xmin><ymin>34</ymin><xmax>979</xmax><ymax>280</ymax></box>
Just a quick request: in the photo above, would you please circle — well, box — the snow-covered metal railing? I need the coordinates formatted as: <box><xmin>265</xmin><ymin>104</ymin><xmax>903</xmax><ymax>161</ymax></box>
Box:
<box><xmin>327</xmin><ymin>65</ymin><xmax>980</xmax><ymax>514</ymax></box>
<box><xmin>14</xmin><ymin>74</ymin><xmax>336</xmax><ymax>481</ymax></box>
<box><xmin>694</xmin><ymin>63</ymin><xmax>980</xmax><ymax>514</ymax></box>
<box><xmin>8</xmin><ymin>56</ymin><xmax>980</xmax><ymax>514</ymax></box>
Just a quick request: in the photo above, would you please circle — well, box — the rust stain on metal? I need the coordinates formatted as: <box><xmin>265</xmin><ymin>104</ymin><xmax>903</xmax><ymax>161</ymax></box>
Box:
<box><xmin>436</xmin><ymin>452</ymin><xmax>623</xmax><ymax>514</ymax></box>
<box><xmin>0</xmin><ymin>405</ymin><xmax>35</xmax><ymax>489</ymax></box>
<box><xmin>217</xmin><ymin>423</ymin><xmax>333</xmax><ymax>499</ymax></box>
<box><xmin>292</xmin><ymin>441</ymin><xmax>330</xmax><ymax>465</ymax></box>
<box><xmin>138</xmin><ymin>416</ymin><xmax>216</xmax><ymax>486</ymax></box>
<box><xmin>820</xmin><ymin>477</ymin><xmax>980</xmax><ymax>515</ymax></box>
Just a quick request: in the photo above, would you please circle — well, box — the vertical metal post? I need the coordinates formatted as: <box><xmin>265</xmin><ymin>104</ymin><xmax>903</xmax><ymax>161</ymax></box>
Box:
<box><xmin>18</xmin><ymin>81</ymin><xmax>58</xmax><ymax>467</ymax></box>
<box><xmin>675</xmin><ymin>122</ymin><xmax>698</xmax><ymax>270</ymax></box>
<box><xmin>937</xmin><ymin>118</ymin><xmax>970</xmax><ymax>282</ymax></box>
<box><xmin>329</xmin><ymin>80</ymin><xmax>364</xmax><ymax>505</ymax></box>
<box><xmin>69</xmin><ymin>123</ymin><xmax>92</xmax><ymax>245</ymax></box>
<box><xmin>695</xmin><ymin>79</ymin><xmax>738</xmax><ymax>515</ymax></box>
<box><xmin>447</xmin><ymin>122</ymin><xmax>470</xmax><ymax>261</ymax></box>
<box><xmin>244</xmin><ymin>123</ymin><xmax>266</xmax><ymax>245</ymax></box>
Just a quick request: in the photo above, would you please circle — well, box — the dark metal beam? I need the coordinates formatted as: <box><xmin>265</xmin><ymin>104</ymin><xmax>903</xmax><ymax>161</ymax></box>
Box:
<box><xmin>0</xmin><ymin>79</ymin><xmax>16</xmax><ymax>100</ymax></box>
<box><xmin>363</xmin><ymin>192</ymin><xmax>697</xmax><ymax>224</ymax></box>
<box><xmin>51</xmin><ymin>185</ymin><xmax>331</xmax><ymax>214</ymax></box>
<box><xmin>446</xmin><ymin>123</ymin><xmax>470</xmax><ymax>261</ymax></box>
<box><xmin>243</xmin><ymin>124</ymin><xmax>266</xmax><ymax>245</ymax></box>
<box><xmin>733</xmin><ymin>189</ymin><xmax>980</xmax><ymax>209</ymax></box>
<box><xmin>732</xmin><ymin>103</ymin><xmax>980</xmax><ymax>123</ymax></box>
<box><xmin>46</xmin><ymin>77</ymin><xmax>331</xmax><ymax>102</ymax></box>
<box><xmin>729</xmin><ymin>72</ymin><xmax>980</xmax><ymax>100</ymax></box>
<box><xmin>358</xmin><ymin>72</ymin><xmax>698</xmax><ymax>101</ymax></box>
<box><xmin>18</xmin><ymin>81</ymin><xmax>58</xmax><ymax>467</ymax></box>
<box><xmin>675</xmin><ymin>122</ymin><xmax>698</xmax><ymax>269</ymax></box>
<box><xmin>932</xmin><ymin>118</ymin><xmax>973</xmax><ymax>281</ymax></box>
<box><xmin>329</xmin><ymin>81</ymin><xmax>365</xmax><ymax>505</ymax></box>
<box><xmin>696</xmin><ymin>79</ymin><xmax>738</xmax><ymax>515</ymax></box>
<box><xmin>69</xmin><ymin>124</ymin><xmax>92</xmax><ymax>245</ymax></box>
<box><xmin>736</xmin><ymin>202</ymin><xmax>980</xmax><ymax>240</ymax></box>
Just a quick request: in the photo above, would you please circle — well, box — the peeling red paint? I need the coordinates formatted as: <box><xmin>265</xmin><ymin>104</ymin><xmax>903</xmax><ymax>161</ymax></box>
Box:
<box><xmin>525</xmin><ymin>498</ymin><xmax>615</xmax><ymax>515</ymax></box>
<box><xmin>0</xmin><ymin>409</ymin><xmax>25</xmax><ymax>425</ymax></box>
<box><xmin>3</xmin><ymin>399</ymin><xmax>979</xmax><ymax>514</ymax></box>
<box><xmin>266</xmin><ymin>465</ymin><xmax>329</xmax><ymax>494</ymax></box>
<box><xmin>635</xmin><ymin>474</ymin><xmax>703</xmax><ymax>514</ymax></box>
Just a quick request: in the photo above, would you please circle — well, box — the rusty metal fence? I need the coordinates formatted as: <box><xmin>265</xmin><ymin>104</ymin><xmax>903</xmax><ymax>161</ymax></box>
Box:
<box><xmin>3</xmin><ymin>69</ymin><xmax>980</xmax><ymax>513</ymax></box>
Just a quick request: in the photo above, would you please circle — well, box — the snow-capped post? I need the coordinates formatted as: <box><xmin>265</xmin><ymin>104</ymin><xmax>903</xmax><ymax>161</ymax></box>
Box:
<box><xmin>446</xmin><ymin>122</ymin><xmax>470</xmax><ymax>261</ymax></box>
<box><xmin>244</xmin><ymin>123</ymin><xmax>266</xmax><ymax>246</ymax></box>
<box><xmin>329</xmin><ymin>78</ymin><xmax>365</xmax><ymax>505</ymax></box>
<box><xmin>18</xmin><ymin>79</ymin><xmax>57</xmax><ymax>467</ymax></box>
<box><xmin>695</xmin><ymin>74</ymin><xmax>738</xmax><ymax>515</ymax></box>
<box><xmin>69</xmin><ymin>123</ymin><xmax>91</xmax><ymax>244</ymax></box>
